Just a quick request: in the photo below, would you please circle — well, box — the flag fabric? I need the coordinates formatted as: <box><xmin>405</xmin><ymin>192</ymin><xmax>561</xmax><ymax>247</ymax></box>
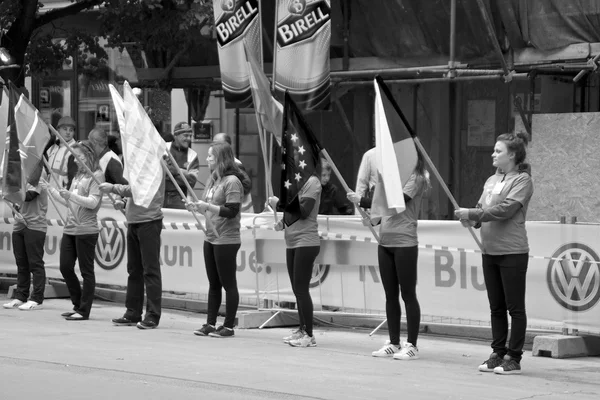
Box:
<box><xmin>108</xmin><ymin>84</ymin><xmax>129</xmax><ymax>177</ymax></box>
<box><xmin>14</xmin><ymin>94</ymin><xmax>51</xmax><ymax>186</ymax></box>
<box><xmin>0</xmin><ymin>86</ymin><xmax>9</xmax><ymax>179</ymax></box>
<box><xmin>121</xmin><ymin>81</ymin><xmax>166</xmax><ymax>208</ymax></box>
<box><xmin>280</xmin><ymin>92</ymin><xmax>322</xmax><ymax>226</ymax></box>
<box><xmin>244</xmin><ymin>41</ymin><xmax>283</xmax><ymax>145</ymax></box>
<box><xmin>370</xmin><ymin>76</ymin><xmax>418</xmax><ymax>221</ymax></box>
<box><xmin>1</xmin><ymin>83</ymin><xmax>26</xmax><ymax>205</ymax></box>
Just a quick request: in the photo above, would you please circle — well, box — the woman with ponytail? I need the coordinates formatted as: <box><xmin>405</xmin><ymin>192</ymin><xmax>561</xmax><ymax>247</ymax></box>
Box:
<box><xmin>455</xmin><ymin>131</ymin><xmax>534</xmax><ymax>375</ymax></box>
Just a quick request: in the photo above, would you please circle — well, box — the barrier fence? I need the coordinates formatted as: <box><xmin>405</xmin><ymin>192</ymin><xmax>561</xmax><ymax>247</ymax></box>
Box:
<box><xmin>0</xmin><ymin>202</ymin><xmax>599</xmax><ymax>334</ymax></box>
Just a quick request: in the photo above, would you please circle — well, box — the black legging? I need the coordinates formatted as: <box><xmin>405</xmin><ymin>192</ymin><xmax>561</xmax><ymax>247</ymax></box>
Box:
<box><xmin>286</xmin><ymin>246</ymin><xmax>320</xmax><ymax>337</ymax></box>
<box><xmin>204</xmin><ymin>241</ymin><xmax>241</xmax><ymax>329</ymax></box>
<box><xmin>378</xmin><ymin>245</ymin><xmax>421</xmax><ymax>346</ymax></box>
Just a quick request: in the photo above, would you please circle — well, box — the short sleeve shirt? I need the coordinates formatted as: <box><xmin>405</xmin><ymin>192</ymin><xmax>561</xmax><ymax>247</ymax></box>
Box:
<box><xmin>285</xmin><ymin>176</ymin><xmax>322</xmax><ymax>248</ymax></box>
<box><xmin>14</xmin><ymin>183</ymin><xmax>48</xmax><ymax>233</ymax></box>
<box><xmin>204</xmin><ymin>175</ymin><xmax>243</xmax><ymax>245</ymax></box>
<box><xmin>379</xmin><ymin>173</ymin><xmax>426</xmax><ymax>248</ymax></box>
<box><xmin>64</xmin><ymin>171</ymin><xmax>104</xmax><ymax>236</ymax></box>
<box><xmin>478</xmin><ymin>170</ymin><xmax>534</xmax><ymax>255</ymax></box>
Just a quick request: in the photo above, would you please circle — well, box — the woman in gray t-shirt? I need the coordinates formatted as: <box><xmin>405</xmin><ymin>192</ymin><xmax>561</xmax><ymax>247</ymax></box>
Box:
<box><xmin>455</xmin><ymin>132</ymin><xmax>533</xmax><ymax>375</ymax></box>
<box><xmin>188</xmin><ymin>142</ymin><xmax>250</xmax><ymax>339</ymax></box>
<box><xmin>49</xmin><ymin>140</ymin><xmax>104</xmax><ymax>321</ymax></box>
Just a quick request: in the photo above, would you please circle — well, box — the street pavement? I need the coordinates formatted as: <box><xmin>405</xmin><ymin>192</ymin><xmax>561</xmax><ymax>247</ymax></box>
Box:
<box><xmin>1</xmin><ymin>295</ymin><xmax>599</xmax><ymax>400</ymax></box>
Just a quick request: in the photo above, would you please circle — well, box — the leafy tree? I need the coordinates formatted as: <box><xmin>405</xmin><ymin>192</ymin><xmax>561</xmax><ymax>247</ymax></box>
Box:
<box><xmin>0</xmin><ymin>0</ymin><xmax>215</xmax><ymax>89</ymax></box>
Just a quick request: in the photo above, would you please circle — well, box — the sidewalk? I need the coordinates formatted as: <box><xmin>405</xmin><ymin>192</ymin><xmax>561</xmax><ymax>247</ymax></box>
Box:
<box><xmin>1</xmin><ymin>295</ymin><xmax>599</xmax><ymax>400</ymax></box>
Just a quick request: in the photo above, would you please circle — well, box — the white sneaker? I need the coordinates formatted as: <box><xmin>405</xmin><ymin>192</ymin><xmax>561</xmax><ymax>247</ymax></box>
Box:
<box><xmin>372</xmin><ymin>340</ymin><xmax>400</xmax><ymax>357</ymax></box>
<box><xmin>283</xmin><ymin>329</ymin><xmax>304</xmax><ymax>344</ymax></box>
<box><xmin>394</xmin><ymin>342</ymin><xmax>419</xmax><ymax>360</ymax></box>
<box><xmin>18</xmin><ymin>300</ymin><xmax>42</xmax><ymax>311</ymax></box>
<box><xmin>3</xmin><ymin>299</ymin><xmax>24</xmax><ymax>309</ymax></box>
<box><xmin>288</xmin><ymin>333</ymin><xmax>316</xmax><ymax>347</ymax></box>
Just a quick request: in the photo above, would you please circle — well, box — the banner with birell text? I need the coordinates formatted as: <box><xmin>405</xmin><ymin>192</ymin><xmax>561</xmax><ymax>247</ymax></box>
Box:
<box><xmin>274</xmin><ymin>0</ymin><xmax>331</xmax><ymax>110</ymax></box>
<box><xmin>213</xmin><ymin>0</ymin><xmax>262</xmax><ymax>109</ymax></box>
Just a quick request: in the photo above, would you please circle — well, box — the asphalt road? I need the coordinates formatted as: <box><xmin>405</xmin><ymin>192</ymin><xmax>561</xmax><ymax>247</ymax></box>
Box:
<box><xmin>1</xmin><ymin>295</ymin><xmax>599</xmax><ymax>400</ymax></box>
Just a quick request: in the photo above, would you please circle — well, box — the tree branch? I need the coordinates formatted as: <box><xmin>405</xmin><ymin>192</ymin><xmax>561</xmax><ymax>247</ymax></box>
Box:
<box><xmin>34</xmin><ymin>0</ymin><xmax>105</xmax><ymax>29</ymax></box>
<box><xmin>158</xmin><ymin>42</ymin><xmax>191</xmax><ymax>82</ymax></box>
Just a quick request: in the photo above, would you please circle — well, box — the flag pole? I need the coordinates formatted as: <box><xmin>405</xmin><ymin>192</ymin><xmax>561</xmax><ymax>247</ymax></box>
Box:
<box><xmin>272</xmin><ymin>2</ymin><xmax>279</xmax><ymax>93</ymax></box>
<box><xmin>45</xmin><ymin>185</ymin><xmax>67</xmax><ymax>226</ymax></box>
<box><xmin>48</xmin><ymin>124</ymin><xmax>126</xmax><ymax>217</ymax></box>
<box><xmin>42</xmin><ymin>158</ymin><xmax>76</xmax><ymax>225</ymax></box>
<box><xmin>320</xmin><ymin>148</ymin><xmax>380</xmax><ymax>244</ymax></box>
<box><xmin>160</xmin><ymin>158</ymin><xmax>207</xmax><ymax>234</ymax></box>
<box><xmin>162</xmin><ymin>150</ymin><xmax>211</xmax><ymax>233</ymax></box>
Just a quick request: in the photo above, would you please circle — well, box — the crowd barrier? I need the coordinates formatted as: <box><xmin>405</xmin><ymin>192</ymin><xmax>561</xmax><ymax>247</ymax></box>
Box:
<box><xmin>0</xmin><ymin>202</ymin><xmax>598</xmax><ymax>334</ymax></box>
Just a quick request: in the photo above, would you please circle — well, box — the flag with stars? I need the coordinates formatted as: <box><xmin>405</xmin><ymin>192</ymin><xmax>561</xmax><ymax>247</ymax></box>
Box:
<box><xmin>280</xmin><ymin>92</ymin><xmax>322</xmax><ymax>226</ymax></box>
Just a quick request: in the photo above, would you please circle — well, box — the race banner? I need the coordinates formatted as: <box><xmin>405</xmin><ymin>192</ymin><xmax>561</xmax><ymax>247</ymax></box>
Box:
<box><xmin>213</xmin><ymin>0</ymin><xmax>263</xmax><ymax>109</ymax></box>
<box><xmin>274</xmin><ymin>0</ymin><xmax>331</xmax><ymax>110</ymax></box>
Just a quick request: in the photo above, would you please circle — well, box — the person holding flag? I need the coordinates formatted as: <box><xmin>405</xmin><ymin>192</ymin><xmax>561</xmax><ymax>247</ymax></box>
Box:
<box><xmin>187</xmin><ymin>141</ymin><xmax>249</xmax><ymax>338</ymax></box>
<box><xmin>356</xmin><ymin>77</ymin><xmax>430</xmax><ymax>360</ymax></box>
<box><xmin>454</xmin><ymin>132</ymin><xmax>533</xmax><ymax>375</ymax></box>
<box><xmin>48</xmin><ymin>140</ymin><xmax>104</xmax><ymax>321</ymax></box>
<box><xmin>268</xmin><ymin>93</ymin><xmax>322</xmax><ymax>348</ymax></box>
<box><xmin>2</xmin><ymin>165</ymin><xmax>49</xmax><ymax>311</ymax></box>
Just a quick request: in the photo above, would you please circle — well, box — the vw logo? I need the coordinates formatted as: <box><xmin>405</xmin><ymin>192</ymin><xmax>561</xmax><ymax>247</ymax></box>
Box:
<box><xmin>309</xmin><ymin>264</ymin><xmax>330</xmax><ymax>288</ymax></box>
<box><xmin>547</xmin><ymin>243</ymin><xmax>600</xmax><ymax>312</ymax></box>
<box><xmin>95</xmin><ymin>217</ymin><xmax>126</xmax><ymax>270</ymax></box>
<box><xmin>288</xmin><ymin>0</ymin><xmax>306</xmax><ymax>15</ymax></box>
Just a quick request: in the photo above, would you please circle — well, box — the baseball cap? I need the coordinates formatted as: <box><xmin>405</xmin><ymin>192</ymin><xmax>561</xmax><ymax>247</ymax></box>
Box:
<box><xmin>173</xmin><ymin>122</ymin><xmax>193</xmax><ymax>135</ymax></box>
<box><xmin>57</xmin><ymin>116</ymin><xmax>76</xmax><ymax>128</ymax></box>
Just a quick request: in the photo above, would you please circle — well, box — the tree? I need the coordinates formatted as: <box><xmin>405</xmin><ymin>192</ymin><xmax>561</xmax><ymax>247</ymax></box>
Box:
<box><xmin>0</xmin><ymin>0</ymin><xmax>215</xmax><ymax>89</ymax></box>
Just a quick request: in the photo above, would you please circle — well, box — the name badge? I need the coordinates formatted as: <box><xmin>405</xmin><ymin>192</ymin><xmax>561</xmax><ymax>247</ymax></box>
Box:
<box><xmin>492</xmin><ymin>181</ymin><xmax>505</xmax><ymax>195</ymax></box>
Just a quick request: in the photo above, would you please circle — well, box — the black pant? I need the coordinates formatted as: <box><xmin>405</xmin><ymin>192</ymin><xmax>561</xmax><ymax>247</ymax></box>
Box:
<box><xmin>60</xmin><ymin>233</ymin><xmax>99</xmax><ymax>318</ymax></box>
<box><xmin>286</xmin><ymin>246</ymin><xmax>320</xmax><ymax>337</ymax></box>
<box><xmin>482</xmin><ymin>253</ymin><xmax>528</xmax><ymax>362</ymax></box>
<box><xmin>124</xmin><ymin>219</ymin><xmax>163</xmax><ymax>324</ymax></box>
<box><xmin>378</xmin><ymin>245</ymin><xmax>421</xmax><ymax>346</ymax></box>
<box><xmin>204</xmin><ymin>241</ymin><xmax>241</xmax><ymax>329</ymax></box>
<box><xmin>12</xmin><ymin>228</ymin><xmax>46</xmax><ymax>304</ymax></box>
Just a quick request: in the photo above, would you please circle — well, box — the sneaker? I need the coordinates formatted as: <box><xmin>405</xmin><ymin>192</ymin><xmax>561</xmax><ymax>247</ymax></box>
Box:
<box><xmin>208</xmin><ymin>325</ymin><xmax>235</xmax><ymax>338</ymax></box>
<box><xmin>289</xmin><ymin>333</ymin><xmax>317</xmax><ymax>347</ymax></box>
<box><xmin>372</xmin><ymin>340</ymin><xmax>400</xmax><ymax>357</ymax></box>
<box><xmin>283</xmin><ymin>329</ymin><xmax>304</xmax><ymax>344</ymax></box>
<box><xmin>394</xmin><ymin>342</ymin><xmax>419</xmax><ymax>360</ymax></box>
<box><xmin>478</xmin><ymin>352</ymin><xmax>504</xmax><ymax>372</ymax></box>
<box><xmin>112</xmin><ymin>317</ymin><xmax>140</xmax><ymax>326</ymax></box>
<box><xmin>3</xmin><ymin>299</ymin><xmax>24</xmax><ymax>309</ymax></box>
<box><xmin>193</xmin><ymin>324</ymin><xmax>216</xmax><ymax>336</ymax></box>
<box><xmin>494</xmin><ymin>356</ymin><xmax>522</xmax><ymax>375</ymax></box>
<box><xmin>137</xmin><ymin>320</ymin><xmax>158</xmax><ymax>330</ymax></box>
<box><xmin>18</xmin><ymin>300</ymin><xmax>42</xmax><ymax>311</ymax></box>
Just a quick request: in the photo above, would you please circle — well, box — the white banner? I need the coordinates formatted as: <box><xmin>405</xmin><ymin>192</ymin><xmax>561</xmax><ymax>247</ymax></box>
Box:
<box><xmin>1</xmin><ymin>203</ymin><xmax>599</xmax><ymax>333</ymax></box>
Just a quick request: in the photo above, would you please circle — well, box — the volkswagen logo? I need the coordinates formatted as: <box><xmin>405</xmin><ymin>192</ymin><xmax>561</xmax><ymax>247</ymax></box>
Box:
<box><xmin>547</xmin><ymin>243</ymin><xmax>600</xmax><ymax>312</ymax></box>
<box><xmin>288</xmin><ymin>0</ymin><xmax>306</xmax><ymax>15</ymax></box>
<box><xmin>309</xmin><ymin>264</ymin><xmax>330</xmax><ymax>288</ymax></box>
<box><xmin>95</xmin><ymin>217</ymin><xmax>126</xmax><ymax>270</ymax></box>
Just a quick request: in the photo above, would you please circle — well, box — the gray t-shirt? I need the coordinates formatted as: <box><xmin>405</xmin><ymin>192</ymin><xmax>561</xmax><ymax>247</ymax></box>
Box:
<box><xmin>379</xmin><ymin>173</ymin><xmax>426</xmax><ymax>248</ymax></box>
<box><xmin>14</xmin><ymin>183</ymin><xmax>48</xmax><ymax>233</ymax></box>
<box><xmin>64</xmin><ymin>171</ymin><xmax>104</xmax><ymax>236</ymax></box>
<box><xmin>478</xmin><ymin>171</ymin><xmax>534</xmax><ymax>255</ymax></box>
<box><xmin>204</xmin><ymin>174</ymin><xmax>243</xmax><ymax>245</ymax></box>
<box><xmin>284</xmin><ymin>175</ymin><xmax>322</xmax><ymax>248</ymax></box>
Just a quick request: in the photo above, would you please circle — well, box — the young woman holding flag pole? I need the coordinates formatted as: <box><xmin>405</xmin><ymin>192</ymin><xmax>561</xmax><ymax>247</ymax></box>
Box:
<box><xmin>47</xmin><ymin>140</ymin><xmax>104</xmax><ymax>321</ymax></box>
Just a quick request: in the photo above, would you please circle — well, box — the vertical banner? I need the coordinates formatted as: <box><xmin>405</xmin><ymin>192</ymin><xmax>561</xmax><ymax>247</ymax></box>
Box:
<box><xmin>213</xmin><ymin>0</ymin><xmax>262</xmax><ymax>109</ymax></box>
<box><xmin>274</xmin><ymin>0</ymin><xmax>331</xmax><ymax>110</ymax></box>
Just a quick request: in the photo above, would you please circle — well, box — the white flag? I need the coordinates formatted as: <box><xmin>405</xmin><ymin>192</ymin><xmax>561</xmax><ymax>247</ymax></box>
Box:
<box><xmin>121</xmin><ymin>81</ymin><xmax>166</xmax><ymax>208</ymax></box>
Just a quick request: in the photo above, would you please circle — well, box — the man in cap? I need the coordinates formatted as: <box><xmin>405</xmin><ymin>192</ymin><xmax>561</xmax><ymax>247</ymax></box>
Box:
<box><xmin>45</xmin><ymin>116</ymin><xmax>77</xmax><ymax>190</ymax></box>
<box><xmin>163</xmin><ymin>122</ymin><xmax>199</xmax><ymax>209</ymax></box>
